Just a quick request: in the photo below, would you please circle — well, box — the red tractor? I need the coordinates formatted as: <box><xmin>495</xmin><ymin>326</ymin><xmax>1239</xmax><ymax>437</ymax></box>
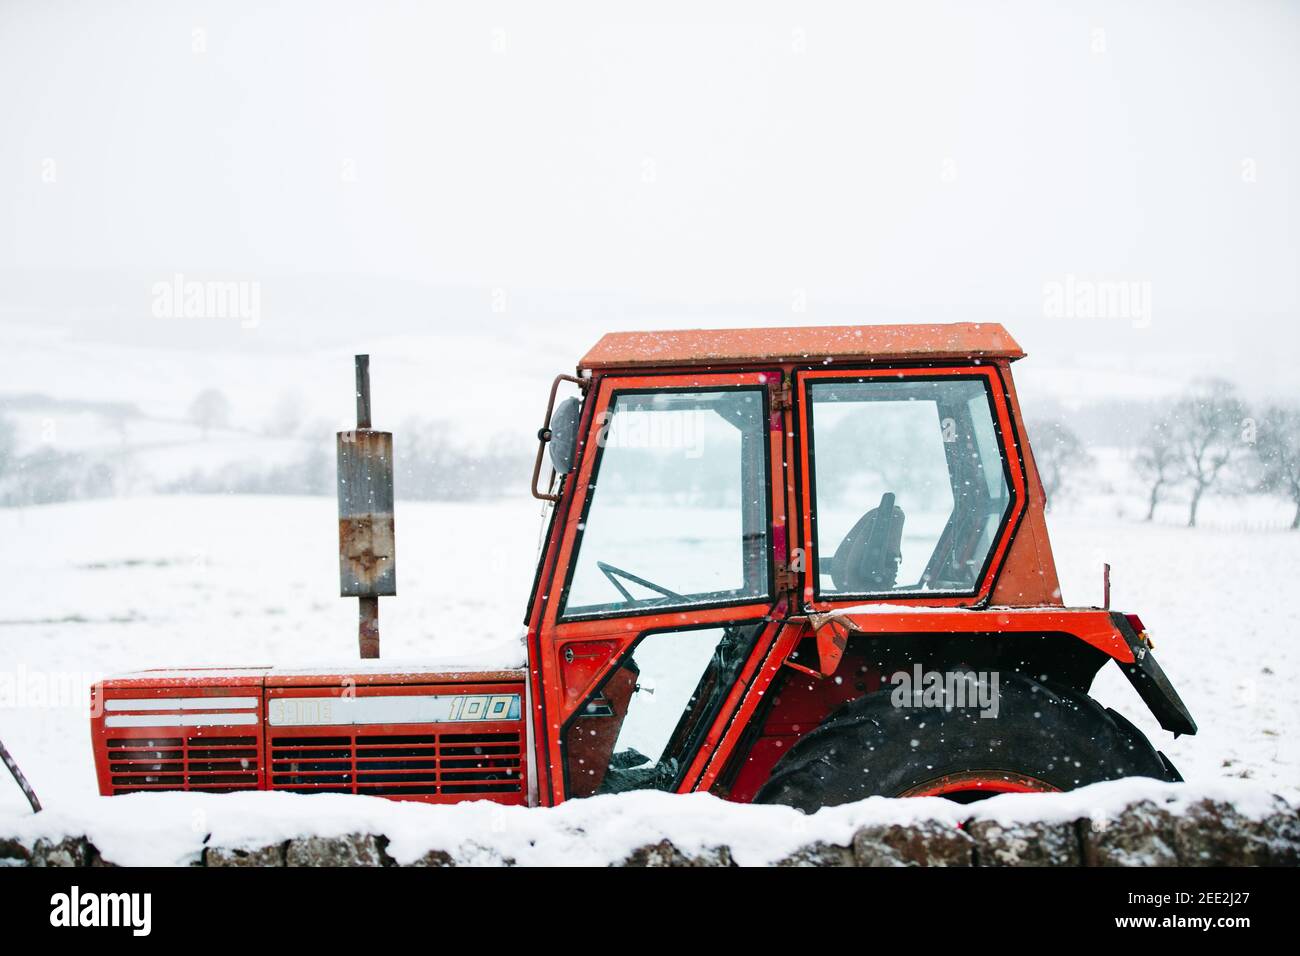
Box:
<box><xmin>91</xmin><ymin>323</ymin><xmax>1195</xmax><ymax>811</ymax></box>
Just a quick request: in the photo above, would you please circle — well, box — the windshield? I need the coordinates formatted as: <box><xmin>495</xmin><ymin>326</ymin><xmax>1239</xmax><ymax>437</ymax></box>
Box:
<box><xmin>560</xmin><ymin>388</ymin><xmax>770</xmax><ymax>618</ymax></box>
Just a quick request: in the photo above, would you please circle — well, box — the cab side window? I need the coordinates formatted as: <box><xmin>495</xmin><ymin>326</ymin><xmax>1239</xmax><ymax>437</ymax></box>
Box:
<box><xmin>808</xmin><ymin>377</ymin><xmax>1013</xmax><ymax>597</ymax></box>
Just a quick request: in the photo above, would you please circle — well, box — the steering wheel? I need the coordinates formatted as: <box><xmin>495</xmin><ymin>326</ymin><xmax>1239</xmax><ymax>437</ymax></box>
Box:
<box><xmin>596</xmin><ymin>561</ymin><xmax>685</xmax><ymax>605</ymax></box>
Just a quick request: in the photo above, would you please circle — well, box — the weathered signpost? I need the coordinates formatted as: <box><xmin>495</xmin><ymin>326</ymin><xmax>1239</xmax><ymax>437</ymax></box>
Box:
<box><xmin>336</xmin><ymin>354</ymin><xmax>396</xmax><ymax>659</ymax></box>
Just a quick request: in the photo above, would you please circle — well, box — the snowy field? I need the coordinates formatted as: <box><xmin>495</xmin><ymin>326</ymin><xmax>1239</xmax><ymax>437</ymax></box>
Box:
<box><xmin>0</xmin><ymin>492</ymin><xmax>1297</xmax><ymax>835</ymax></box>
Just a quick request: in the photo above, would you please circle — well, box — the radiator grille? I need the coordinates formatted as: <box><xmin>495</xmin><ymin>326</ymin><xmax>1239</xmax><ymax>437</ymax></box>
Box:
<box><xmin>269</xmin><ymin>731</ymin><xmax>523</xmax><ymax>797</ymax></box>
<box><xmin>107</xmin><ymin>736</ymin><xmax>260</xmax><ymax>794</ymax></box>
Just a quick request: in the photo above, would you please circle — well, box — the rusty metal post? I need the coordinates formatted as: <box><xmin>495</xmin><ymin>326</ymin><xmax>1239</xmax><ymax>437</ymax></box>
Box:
<box><xmin>358</xmin><ymin>596</ymin><xmax>379</xmax><ymax>659</ymax></box>
<box><xmin>337</xmin><ymin>354</ymin><xmax>395</xmax><ymax>659</ymax></box>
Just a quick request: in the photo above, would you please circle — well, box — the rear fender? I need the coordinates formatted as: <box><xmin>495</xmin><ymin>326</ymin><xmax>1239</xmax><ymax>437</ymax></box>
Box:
<box><xmin>794</xmin><ymin>607</ymin><xmax>1196</xmax><ymax>737</ymax></box>
<box><xmin>1110</xmin><ymin>612</ymin><xmax>1197</xmax><ymax>737</ymax></box>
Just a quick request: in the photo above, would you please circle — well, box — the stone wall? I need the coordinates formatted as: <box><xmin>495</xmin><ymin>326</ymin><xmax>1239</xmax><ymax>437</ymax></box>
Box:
<box><xmin>4</xmin><ymin>795</ymin><xmax>1298</xmax><ymax>867</ymax></box>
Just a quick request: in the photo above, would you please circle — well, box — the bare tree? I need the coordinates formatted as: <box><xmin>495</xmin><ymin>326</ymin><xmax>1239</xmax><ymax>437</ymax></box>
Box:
<box><xmin>102</xmin><ymin>402</ymin><xmax>135</xmax><ymax>446</ymax></box>
<box><xmin>264</xmin><ymin>390</ymin><xmax>305</xmax><ymax>438</ymax></box>
<box><xmin>1255</xmin><ymin>405</ymin><xmax>1300</xmax><ymax>530</ymax></box>
<box><xmin>188</xmin><ymin>388</ymin><xmax>231</xmax><ymax>440</ymax></box>
<box><xmin>0</xmin><ymin>414</ymin><xmax>15</xmax><ymax>478</ymax></box>
<box><xmin>1133</xmin><ymin>419</ymin><xmax>1179</xmax><ymax>521</ymax></box>
<box><xmin>395</xmin><ymin>418</ymin><xmax>526</xmax><ymax>501</ymax></box>
<box><xmin>1168</xmin><ymin>380</ymin><xmax>1249</xmax><ymax>528</ymax></box>
<box><xmin>1029</xmin><ymin>418</ymin><xmax>1092</xmax><ymax>512</ymax></box>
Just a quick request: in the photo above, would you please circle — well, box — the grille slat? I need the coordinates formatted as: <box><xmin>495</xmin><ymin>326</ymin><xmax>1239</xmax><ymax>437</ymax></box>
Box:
<box><xmin>108</xmin><ymin>735</ymin><xmax>260</xmax><ymax>795</ymax></box>
<box><xmin>268</xmin><ymin>730</ymin><xmax>523</xmax><ymax>798</ymax></box>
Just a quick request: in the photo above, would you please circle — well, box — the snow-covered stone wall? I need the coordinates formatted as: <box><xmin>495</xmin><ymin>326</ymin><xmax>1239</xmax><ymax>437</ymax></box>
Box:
<box><xmin>3</xmin><ymin>783</ymin><xmax>1297</xmax><ymax>867</ymax></box>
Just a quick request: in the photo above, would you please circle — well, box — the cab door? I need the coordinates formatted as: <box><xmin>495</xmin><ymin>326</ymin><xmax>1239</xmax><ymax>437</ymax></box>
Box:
<box><xmin>529</xmin><ymin>370</ymin><xmax>788</xmax><ymax>805</ymax></box>
<box><xmin>791</xmin><ymin>364</ymin><xmax>1027</xmax><ymax>609</ymax></box>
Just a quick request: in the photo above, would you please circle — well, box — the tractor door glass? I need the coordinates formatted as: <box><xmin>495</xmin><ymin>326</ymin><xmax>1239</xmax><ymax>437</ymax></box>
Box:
<box><xmin>565</xmin><ymin>623</ymin><xmax>763</xmax><ymax>797</ymax></box>
<box><xmin>560</xmin><ymin>388</ymin><xmax>770</xmax><ymax>619</ymax></box>
<box><xmin>808</xmin><ymin>377</ymin><xmax>1012</xmax><ymax>597</ymax></box>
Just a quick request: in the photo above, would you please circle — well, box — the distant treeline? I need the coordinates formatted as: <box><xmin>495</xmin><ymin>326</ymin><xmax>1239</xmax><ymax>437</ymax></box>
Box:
<box><xmin>0</xmin><ymin>406</ymin><xmax>532</xmax><ymax>507</ymax></box>
<box><xmin>1030</xmin><ymin>379</ymin><xmax>1300</xmax><ymax>529</ymax></box>
<box><xmin>159</xmin><ymin>422</ymin><xmax>530</xmax><ymax>502</ymax></box>
<box><xmin>4</xmin><ymin>380</ymin><xmax>1299</xmax><ymax>529</ymax></box>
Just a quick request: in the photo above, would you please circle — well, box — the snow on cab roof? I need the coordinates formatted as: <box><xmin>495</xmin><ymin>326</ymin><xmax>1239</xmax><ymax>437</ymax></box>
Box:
<box><xmin>580</xmin><ymin>322</ymin><xmax>1024</xmax><ymax>370</ymax></box>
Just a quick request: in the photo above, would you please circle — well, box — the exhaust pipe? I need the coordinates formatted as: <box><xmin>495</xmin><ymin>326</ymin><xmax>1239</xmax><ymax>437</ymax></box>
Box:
<box><xmin>336</xmin><ymin>354</ymin><xmax>396</xmax><ymax>659</ymax></box>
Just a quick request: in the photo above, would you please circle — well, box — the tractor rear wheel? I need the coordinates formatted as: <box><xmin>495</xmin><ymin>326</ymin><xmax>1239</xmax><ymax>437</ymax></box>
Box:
<box><xmin>754</xmin><ymin>672</ymin><xmax>1178</xmax><ymax>811</ymax></box>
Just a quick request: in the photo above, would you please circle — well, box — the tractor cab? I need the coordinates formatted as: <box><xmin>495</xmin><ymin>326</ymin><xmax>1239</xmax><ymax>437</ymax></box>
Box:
<box><xmin>523</xmin><ymin>323</ymin><xmax>1191</xmax><ymax>807</ymax></box>
<box><xmin>532</xmin><ymin>334</ymin><xmax>1021</xmax><ymax>798</ymax></box>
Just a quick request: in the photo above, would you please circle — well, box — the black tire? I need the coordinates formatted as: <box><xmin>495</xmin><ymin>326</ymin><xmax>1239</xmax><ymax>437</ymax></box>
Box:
<box><xmin>755</xmin><ymin>672</ymin><xmax>1177</xmax><ymax>811</ymax></box>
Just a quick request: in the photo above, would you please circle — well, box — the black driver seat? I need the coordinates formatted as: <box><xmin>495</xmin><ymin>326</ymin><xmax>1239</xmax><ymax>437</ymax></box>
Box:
<box><xmin>830</xmin><ymin>492</ymin><xmax>906</xmax><ymax>592</ymax></box>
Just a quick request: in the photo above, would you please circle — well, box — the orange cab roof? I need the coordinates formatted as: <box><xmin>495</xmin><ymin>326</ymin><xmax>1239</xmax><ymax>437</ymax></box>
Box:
<box><xmin>580</xmin><ymin>322</ymin><xmax>1024</xmax><ymax>370</ymax></box>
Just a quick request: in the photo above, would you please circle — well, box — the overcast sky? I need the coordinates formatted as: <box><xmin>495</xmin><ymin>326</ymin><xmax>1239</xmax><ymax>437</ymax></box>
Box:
<box><xmin>1</xmin><ymin>1</ymin><xmax>1297</xmax><ymax>411</ymax></box>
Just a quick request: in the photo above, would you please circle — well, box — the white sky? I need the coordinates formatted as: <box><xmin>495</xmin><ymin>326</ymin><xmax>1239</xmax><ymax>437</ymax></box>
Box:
<box><xmin>1</xmin><ymin>1</ymin><xmax>1297</xmax><ymax>414</ymax></box>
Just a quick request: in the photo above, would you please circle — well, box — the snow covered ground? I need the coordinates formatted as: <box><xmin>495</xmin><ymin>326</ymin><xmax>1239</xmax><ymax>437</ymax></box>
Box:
<box><xmin>0</xmin><ymin>492</ymin><xmax>1296</xmax><ymax>835</ymax></box>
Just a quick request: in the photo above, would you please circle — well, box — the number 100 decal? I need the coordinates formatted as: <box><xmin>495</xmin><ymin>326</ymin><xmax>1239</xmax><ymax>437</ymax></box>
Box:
<box><xmin>449</xmin><ymin>694</ymin><xmax>520</xmax><ymax>721</ymax></box>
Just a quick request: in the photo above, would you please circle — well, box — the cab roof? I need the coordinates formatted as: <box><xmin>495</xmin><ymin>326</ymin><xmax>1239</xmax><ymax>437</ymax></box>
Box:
<box><xmin>579</xmin><ymin>322</ymin><xmax>1024</xmax><ymax>371</ymax></box>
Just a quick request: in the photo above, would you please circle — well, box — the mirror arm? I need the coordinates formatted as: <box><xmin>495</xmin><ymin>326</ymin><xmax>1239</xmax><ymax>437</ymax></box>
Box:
<box><xmin>531</xmin><ymin>373</ymin><xmax>586</xmax><ymax>502</ymax></box>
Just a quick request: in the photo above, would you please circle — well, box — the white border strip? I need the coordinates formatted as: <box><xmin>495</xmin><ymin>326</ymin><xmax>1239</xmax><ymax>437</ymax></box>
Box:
<box><xmin>105</xmin><ymin>713</ymin><xmax>260</xmax><ymax>728</ymax></box>
<box><xmin>104</xmin><ymin>697</ymin><xmax>258</xmax><ymax>712</ymax></box>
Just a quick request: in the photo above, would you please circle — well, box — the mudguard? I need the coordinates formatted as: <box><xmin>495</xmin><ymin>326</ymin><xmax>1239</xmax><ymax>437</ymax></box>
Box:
<box><xmin>1110</xmin><ymin>612</ymin><xmax>1198</xmax><ymax>737</ymax></box>
<box><xmin>797</xmin><ymin>607</ymin><xmax>1197</xmax><ymax>739</ymax></box>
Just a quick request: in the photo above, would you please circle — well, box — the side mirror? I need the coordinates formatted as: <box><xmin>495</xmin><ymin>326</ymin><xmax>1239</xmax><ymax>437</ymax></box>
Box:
<box><xmin>547</xmin><ymin>398</ymin><xmax>581</xmax><ymax>475</ymax></box>
<box><xmin>531</xmin><ymin>374</ymin><xmax>585</xmax><ymax>502</ymax></box>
